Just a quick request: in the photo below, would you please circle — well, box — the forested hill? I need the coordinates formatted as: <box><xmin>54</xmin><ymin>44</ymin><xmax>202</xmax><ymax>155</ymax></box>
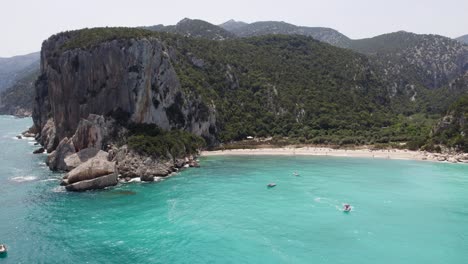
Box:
<box><xmin>219</xmin><ymin>20</ymin><xmax>351</xmax><ymax>47</ymax></box>
<box><xmin>144</xmin><ymin>18</ymin><xmax>235</xmax><ymax>40</ymax></box>
<box><xmin>429</xmin><ymin>92</ymin><xmax>468</xmax><ymax>152</ymax></box>
<box><xmin>3</xmin><ymin>19</ymin><xmax>467</xmax><ymax>152</ymax></box>
<box><xmin>33</xmin><ymin>28</ymin><xmax>439</xmax><ymax>148</ymax></box>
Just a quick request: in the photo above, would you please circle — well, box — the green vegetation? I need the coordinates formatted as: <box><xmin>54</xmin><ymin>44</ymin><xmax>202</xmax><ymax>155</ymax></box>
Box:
<box><xmin>163</xmin><ymin>34</ymin><xmax>439</xmax><ymax>145</ymax></box>
<box><xmin>127</xmin><ymin>124</ymin><xmax>205</xmax><ymax>158</ymax></box>
<box><xmin>52</xmin><ymin>27</ymin><xmax>466</xmax><ymax>152</ymax></box>
<box><xmin>59</xmin><ymin>27</ymin><xmax>159</xmax><ymax>51</ymax></box>
<box><xmin>145</xmin><ymin>18</ymin><xmax>235</xmax><ymax>40</ymax></box>
<box><xmin>0</xmin><ymin>69</ymin><xmax>39</xmax><ymax>115</ymax></box>
<box><xmin>429</xmin><ymin>95</ymin><xmax>468</xmax><ymax>152</ymax></box>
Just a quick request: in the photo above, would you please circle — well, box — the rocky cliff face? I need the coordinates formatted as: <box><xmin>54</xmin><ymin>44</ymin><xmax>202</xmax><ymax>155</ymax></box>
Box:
<box><xmin>33</xmin><ymin>32</ymin><xmax>217</xmax><ymax>146</ymax></box>
<box><xmin>32</xmin><ymin>31</ymin><xmax>214</xmax><ymax>191</ymax></box>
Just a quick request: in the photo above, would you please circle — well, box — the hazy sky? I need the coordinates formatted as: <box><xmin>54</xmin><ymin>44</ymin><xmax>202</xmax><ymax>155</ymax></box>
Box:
<box><xmin>1</xmin><ymin>0</ymin><xmax>467</xmax><ymax>57</ymax></box>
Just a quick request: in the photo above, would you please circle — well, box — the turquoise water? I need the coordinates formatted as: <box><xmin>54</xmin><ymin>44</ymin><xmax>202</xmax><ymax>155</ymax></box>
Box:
<box><xmin>1</xmin><ymin>116</ymin><xmax>468</xmax><ymax>263</ymax></box>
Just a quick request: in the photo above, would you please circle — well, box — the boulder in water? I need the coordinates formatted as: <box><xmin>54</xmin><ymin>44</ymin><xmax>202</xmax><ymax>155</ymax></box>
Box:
<box><xmin>33</xmin><ymin>147</ymin><xmax>45</xmax><ymax>154</ymax></box>
<box><xmin>63</xmin><ymin>155</ymin><xmax>118</xmax><ymax>191</ymax></box>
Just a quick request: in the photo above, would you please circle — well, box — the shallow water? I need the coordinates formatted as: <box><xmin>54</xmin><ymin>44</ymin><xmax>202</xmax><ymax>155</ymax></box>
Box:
<box><xmin>1</xmin><ymin>116</ymin><xmax>468</xmax><ymax>263</ymax></box>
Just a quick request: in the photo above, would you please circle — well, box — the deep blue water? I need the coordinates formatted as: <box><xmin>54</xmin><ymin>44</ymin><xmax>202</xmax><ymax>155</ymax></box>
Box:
<box><xmin>1</xmin><ymin>116</ymin><xmax>468</xmax><ymax>263</ymax></box>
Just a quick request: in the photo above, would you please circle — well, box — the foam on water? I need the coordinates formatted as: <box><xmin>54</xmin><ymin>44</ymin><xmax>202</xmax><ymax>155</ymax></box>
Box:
<box><xmin>9</xmin><ymin>176</ymin><xmax>38</xmax><ymax>182</ymax></box>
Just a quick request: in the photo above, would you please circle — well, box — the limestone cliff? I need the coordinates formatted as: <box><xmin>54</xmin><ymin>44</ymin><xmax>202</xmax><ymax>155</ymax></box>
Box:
<box><xmin>33</xmin><ymin>31</ymin><xmax>217</xmax><ymax>148</ymax></box>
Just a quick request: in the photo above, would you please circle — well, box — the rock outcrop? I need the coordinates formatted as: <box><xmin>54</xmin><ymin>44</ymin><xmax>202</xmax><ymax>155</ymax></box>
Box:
<box><xmin>46</xmin><ymin>137</ymin><xmax>75</xmax><ymax>171</ymax></box>
<box><xmin>63</xmin><ymin>155</ymin><xmax>118</xmax><ymax>191</ymax></box>
<box><xmin>113</xmin><ymin>146</ymin><xmax>175</xmax><ymax>181</ymax></box>
<box><xmin>64</xmin><ymin>147</ymin><xmax>109</xmax><ymax>171</ymax></box>
<box><xmin>31</xmin><ymin>30</ymin><xmax>213</xmax><ymax>191</ymax></box>
<box><xmin>32</xmin><ymin>32</ymin><xmax>217</xmax><ymax>145</ymax></box>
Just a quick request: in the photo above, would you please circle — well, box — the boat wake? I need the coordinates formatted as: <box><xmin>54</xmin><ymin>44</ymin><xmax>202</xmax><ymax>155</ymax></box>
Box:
<box><xmin>52</xmin><ymin>186</ymin><xmax>66</xmax><ymax>193</ymax></box>
<box><xmin>315</xmin><ymin>197</ymin><xmax>354</xmax><ymax>212</ymax></box>
<box><xmin>10</xmin><ymin>176</ymin><xmax>38</xmax><ymax>183</ymax></box>
<box><xmin>41</xmin><ymin>178</ymin><xmax>59</xmax><ymax>182</ymax></box>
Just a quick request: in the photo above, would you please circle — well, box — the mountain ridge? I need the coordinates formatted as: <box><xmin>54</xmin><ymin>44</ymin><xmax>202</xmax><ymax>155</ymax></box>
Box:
<box><xmin>0</xmin><ymin>52</ymin><xmax>40</xmax><ymax>92</ymax></box>
<box><xmin>456</xmin><ymin>34</ymin><xmax>468</xmax><ymax>44</ymax></box>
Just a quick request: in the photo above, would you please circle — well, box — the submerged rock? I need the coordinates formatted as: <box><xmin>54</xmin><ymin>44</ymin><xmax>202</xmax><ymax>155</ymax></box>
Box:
<box><xmin>33</xmin><ymin>147</ymin><xmax>45</xmax><ymax>154</ymax></box>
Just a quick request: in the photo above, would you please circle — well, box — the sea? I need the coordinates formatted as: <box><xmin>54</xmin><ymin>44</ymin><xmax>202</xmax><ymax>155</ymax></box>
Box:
<box><xmin>1</xmin><ymin>116</ymin><xmax>468</xmax><ymax>263</ymax></box>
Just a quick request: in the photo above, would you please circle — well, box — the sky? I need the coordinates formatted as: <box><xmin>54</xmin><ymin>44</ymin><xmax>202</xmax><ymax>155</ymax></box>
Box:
<box><xmin>1</xmin><ymin>0</ymin><xmax>467</xmax><ymax>57</ymax></box>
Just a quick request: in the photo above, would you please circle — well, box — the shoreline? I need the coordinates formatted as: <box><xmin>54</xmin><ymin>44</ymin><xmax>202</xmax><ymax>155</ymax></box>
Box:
<box><xmin>201</xmin><ymin>147</ymin><xmax>468</xmax><ymax>164</ymax></box>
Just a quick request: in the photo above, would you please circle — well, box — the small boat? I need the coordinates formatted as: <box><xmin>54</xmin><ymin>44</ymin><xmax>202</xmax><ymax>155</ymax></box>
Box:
<box><xmin>293</xmin><ymin>171</ymin><xmax>300</xmax><ymax>176</ymax></box>
<box><xmin>267</xmin><ymin>183</ymin><xmax>276</xmax><ymax>188</ymax></box>
<box><xmin>343</xmin><ymin>204</ymin><xmax>352</xmax><ymax>212</ymax></box>
<box><xmin>0</xmin><ymin>244</ymin><xmax>7</xmax><ymax>256</ymax></box>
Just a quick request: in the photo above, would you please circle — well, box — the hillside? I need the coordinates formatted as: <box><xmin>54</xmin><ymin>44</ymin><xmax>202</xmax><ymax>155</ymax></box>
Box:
<box><xmin>0</xmin><ymin>69</ymin><xmax>38</xmax><ymax>117</ymax></box>
<box><xmin>144</xmin><ymin>18</ymin><xmax>235</xmax><ymax>40</ymax></box>
<box><xmin>219</xmin><ymin>19</ymin><xmax>248</xmax><ymax>31</ymax></box>
<box><xmin>33</xmin><ymin>27</ymin><xmax>438</xmax><ymax>154</ymax></box>
<box><xmin>222</xmin><ymin>20</ymin><xmax>351</xmax><ymax>47</ymax></box>
<box><xmin>456</xmin><ymin>34</ymin><xmax>468</xmax><ymax>44</ymax></box>
<box><xmin>429</xmin><ymin>92</ymin><xmax>468</xmax><ymax>152</ymax></box>
<box><xmin>347</xmin><ymin>31</ymin><xmax>467</xmax><ymax>89</ymax></box>
<box><xmin>220</xmin><ymin>21</ymin><xmax>467</xmax><ymax>103</ymax></box>
<box><xmin>0</xmin><ymin>52</ymin><xmax>39</xmax><ymax>92</ymax></box>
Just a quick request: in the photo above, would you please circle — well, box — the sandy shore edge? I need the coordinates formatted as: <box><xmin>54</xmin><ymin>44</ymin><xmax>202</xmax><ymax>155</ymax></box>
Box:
<box><xmin>202</xmin><ymin>147</ymin><xmax>468</xmax><ymax>164</ymax></box>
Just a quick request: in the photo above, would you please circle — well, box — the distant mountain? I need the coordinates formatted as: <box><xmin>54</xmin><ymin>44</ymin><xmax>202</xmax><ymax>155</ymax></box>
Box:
<box><xmin>222</xmin><ymin>20</ymin><xmax>351</xmax><ymax>47</ymax></box>
<box><xmin>144</xmin><ymin>18</ymin><xmax>235</xmax><ymax>40</ymax></box>
<box><xmin>0</xmin><ymin>69</ymin><xmax>39</xmax><ymax>117</ymax></box>
<box><xmin>456</xmin><ymin>34</ymin><xmax>468</xmax><ymax>45</ymax></box>
<box><xmin>0</xmin><ymin>52</ymin><xmax>40</xmax><ymax>92</ymax></box>
<box><xmin>219</xmin><ymin>20</ymin><xmax>467</xmax><ymax>97</ymax></box>
<box><xmin>347</xmin><ymin>31</ymin><xmax>468</xmax><ymax>91</ymax></box>
<box><xmin>219</xmin><ymin>19</ymin><xmax>248</xmax><ymax>31</ymax></box>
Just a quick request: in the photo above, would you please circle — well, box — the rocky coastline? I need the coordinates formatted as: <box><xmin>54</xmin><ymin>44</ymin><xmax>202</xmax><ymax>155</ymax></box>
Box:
<box><xmin>25</xmin><ymin>114</ymin><xmax>200</xmax><ymax>191</ymax></box>
<box><xmin>28</xmin><ymin>31</ymin><xmax>218</xmax><ymax>192</ymax></box>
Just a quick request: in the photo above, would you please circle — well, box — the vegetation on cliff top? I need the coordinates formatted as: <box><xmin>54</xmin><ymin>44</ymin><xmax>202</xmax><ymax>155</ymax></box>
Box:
<box><xmin>60</xmin><ymin>27</ymin><xmax>159</xmax><ymax>51</ymax></box>
<box><xmin>127</xmin><ymin>124</ymin><xmax>205</xmax><ymax>158</ymax></box>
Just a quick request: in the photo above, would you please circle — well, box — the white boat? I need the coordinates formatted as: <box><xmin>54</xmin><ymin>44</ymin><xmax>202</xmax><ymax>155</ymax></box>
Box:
<box><xmin>0</xmin><ymin>244</ymin><xmax>7</xmax><ymax>255</ymax></box>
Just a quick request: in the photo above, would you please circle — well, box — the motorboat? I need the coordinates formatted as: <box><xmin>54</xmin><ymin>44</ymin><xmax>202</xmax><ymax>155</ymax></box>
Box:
<box><xmin>267</xmin><ymin>183</ymin><xmax>276</xmax><ymax>188</ymax></box>
<box><xmin>343</xmin><ymin>204</ymin><xmax>352</xmax><ymax>212</ymax></box>
<box><xmin>0</xmin><ymin>244</ymin><xmax>7</xmax><ymax>256</ymax></box>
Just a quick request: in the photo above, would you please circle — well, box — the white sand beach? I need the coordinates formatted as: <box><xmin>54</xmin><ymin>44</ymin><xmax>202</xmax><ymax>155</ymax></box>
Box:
<box><xmin>202</xmin><ymin>147</ymin><xmax>468</xmax><ymax>164</ymax></box>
